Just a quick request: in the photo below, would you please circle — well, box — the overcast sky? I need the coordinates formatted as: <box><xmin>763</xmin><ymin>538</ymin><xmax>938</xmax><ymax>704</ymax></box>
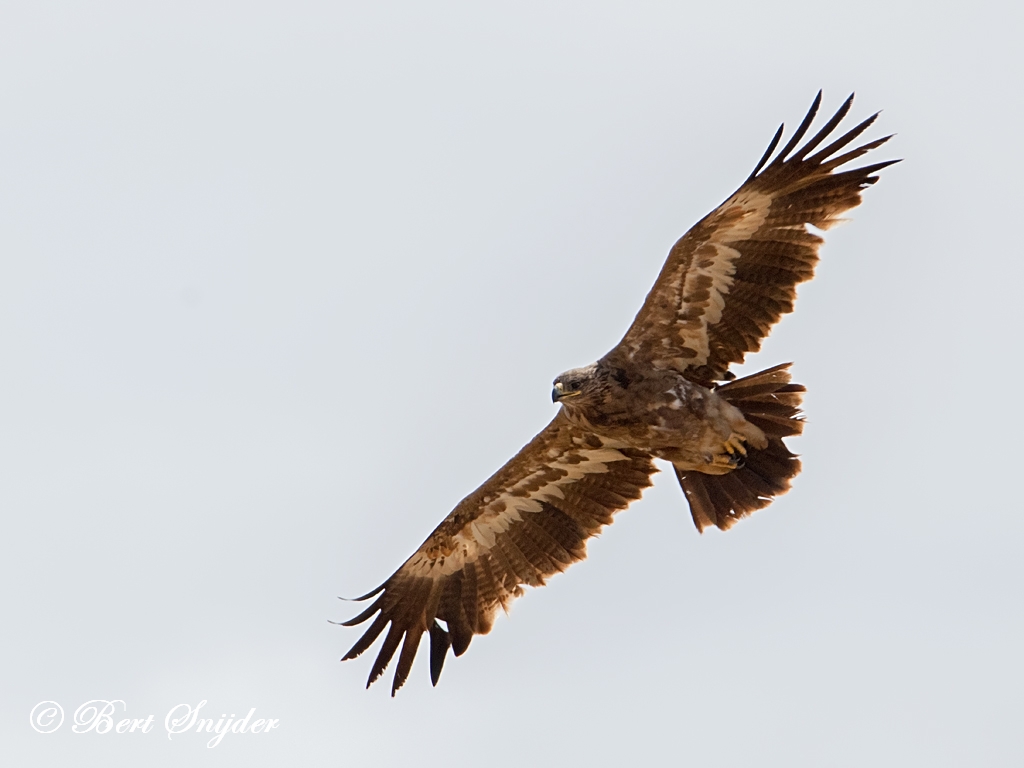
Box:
<box><xmin>3</xmin><ymin>2</ymin><xmax>1022</xmax><ymax>766</ymax></box>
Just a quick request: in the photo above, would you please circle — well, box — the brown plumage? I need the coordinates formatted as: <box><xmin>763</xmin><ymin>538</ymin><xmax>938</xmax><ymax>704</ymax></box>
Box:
<box><xmin>339</xmin><ymin>92</ymin><xmax>897</xmax><ymax>694</ymax></box>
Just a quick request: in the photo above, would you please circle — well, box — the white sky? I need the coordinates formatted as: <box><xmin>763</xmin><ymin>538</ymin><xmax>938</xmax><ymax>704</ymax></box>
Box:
<box><xmin>3</xmin><ymin>2</ymin><xmax>1022</xmax><ymax>766</ymax></box>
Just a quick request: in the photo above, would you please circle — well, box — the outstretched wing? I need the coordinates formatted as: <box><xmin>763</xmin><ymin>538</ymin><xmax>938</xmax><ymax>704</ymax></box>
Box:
<box><xmin>610</xmin><ymin>92</ymin><xmax>898</xmax><ymax>383</ymax></box>
<box><xmin>339</xmin><ymin>411</ymin><xmax>657</xmax><ymax>695</ymax></box>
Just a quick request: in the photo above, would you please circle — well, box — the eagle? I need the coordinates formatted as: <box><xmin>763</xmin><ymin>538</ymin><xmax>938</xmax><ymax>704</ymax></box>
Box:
<box><xmin>339</xmin><ymin>92</ymin><xmax>897</xmax><ymax>695</ymax></box>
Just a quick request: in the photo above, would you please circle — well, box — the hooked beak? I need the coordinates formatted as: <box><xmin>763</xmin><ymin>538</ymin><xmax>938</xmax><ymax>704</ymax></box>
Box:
<box><xmin>551</xmin><ymin>382</ymin><xmax>580</xmax><ymax>403</ymax></box>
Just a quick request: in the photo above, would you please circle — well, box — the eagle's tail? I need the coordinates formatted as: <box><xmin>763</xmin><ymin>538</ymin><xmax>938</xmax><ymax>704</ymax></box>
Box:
<box><xmin>675</xmin><ymin>363</ymin><xmax>805</xmax><ymax>532</ymax></box>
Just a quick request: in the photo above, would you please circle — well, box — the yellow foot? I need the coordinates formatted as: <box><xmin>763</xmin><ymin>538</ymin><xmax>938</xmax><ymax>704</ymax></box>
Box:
<box><xmin>705</xmin><ymin>434</ymin><xmax>747</xmax><ymax>473</ymax></box>
<box><xmin>723</xmin><ymin>434</ymin><xmax>748</xmax><ymax>457</ymax></box>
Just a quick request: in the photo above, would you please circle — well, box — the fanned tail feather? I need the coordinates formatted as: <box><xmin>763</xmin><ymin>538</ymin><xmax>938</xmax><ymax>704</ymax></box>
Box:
<box><xmin>676</xmin><ymin>363</ymin><xmax>805</xmax><ymax>532</ymax></box>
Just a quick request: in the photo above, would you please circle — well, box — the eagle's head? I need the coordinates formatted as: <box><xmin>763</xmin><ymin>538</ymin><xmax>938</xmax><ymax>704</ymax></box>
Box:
<box><xmin>551</xmin><ymin>363</ymin><xmax>601</xmax><ymax>406</ymax></box>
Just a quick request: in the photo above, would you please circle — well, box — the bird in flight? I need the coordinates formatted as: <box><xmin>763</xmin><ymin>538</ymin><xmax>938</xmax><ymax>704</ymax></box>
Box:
<box><xmin>339</xmin><ymin>92</ymin><xmax>897</xmax><ymax>695</ymax></box>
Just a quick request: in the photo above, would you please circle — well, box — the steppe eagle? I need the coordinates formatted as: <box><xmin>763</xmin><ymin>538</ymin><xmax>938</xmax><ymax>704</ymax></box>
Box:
<box><xmin>339</xmin><ymin>92</ymin><xmax>897</xmax><ymax>695</ymax></box>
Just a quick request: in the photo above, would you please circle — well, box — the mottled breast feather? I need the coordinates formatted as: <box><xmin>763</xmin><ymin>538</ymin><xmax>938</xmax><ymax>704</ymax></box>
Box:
<box><xmin>340</xmin><ymin>410</ymin><xmax>657</xmax><ymax>695</ymax></box>
<box><xmin>611</xmin><ymin>92</ymin><xmax>897</xmax><ymax>383</ymax></box>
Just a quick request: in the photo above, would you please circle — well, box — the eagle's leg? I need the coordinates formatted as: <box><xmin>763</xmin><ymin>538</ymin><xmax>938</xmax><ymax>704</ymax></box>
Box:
<box><xmin>701</xmin><ymin>405</ymin><xmax>765</xmax><ymax>474</ymax></box>
<box><xmin>723</xmin><ymin>434</ymin><xmax>748</xmax><ymax>457</ymax></box>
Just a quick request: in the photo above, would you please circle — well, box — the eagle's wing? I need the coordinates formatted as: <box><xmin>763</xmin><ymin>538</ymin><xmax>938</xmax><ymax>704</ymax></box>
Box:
<box><xmin>340</xmin><ymin>411</ymin><xmax>657</xmax><ymax>695</ymax></box>
<box><xmin>610</xmin><ymin>92</ymin><xmax>898</xmax><ymax>382</ymax></box>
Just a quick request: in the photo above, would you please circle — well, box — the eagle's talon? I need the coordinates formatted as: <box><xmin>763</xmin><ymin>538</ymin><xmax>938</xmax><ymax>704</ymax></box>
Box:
<box><xmin>707</xmin><ymin>448</ymin><xmax>745</xmax><ymax>472</ymax></box>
